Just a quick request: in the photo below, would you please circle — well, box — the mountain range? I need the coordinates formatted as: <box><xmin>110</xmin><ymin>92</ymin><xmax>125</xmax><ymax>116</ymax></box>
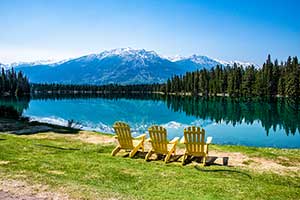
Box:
<box><xmin>1</xmin><ymin>48</ymin><xmax>257</xmax><ymax>85</ymax></box>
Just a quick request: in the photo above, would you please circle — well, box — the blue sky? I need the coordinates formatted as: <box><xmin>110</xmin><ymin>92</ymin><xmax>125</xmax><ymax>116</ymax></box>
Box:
<box><xmin>0</xmin><ymin>0</ymin><xmax>299</xmax><ymax>64</ymax></box>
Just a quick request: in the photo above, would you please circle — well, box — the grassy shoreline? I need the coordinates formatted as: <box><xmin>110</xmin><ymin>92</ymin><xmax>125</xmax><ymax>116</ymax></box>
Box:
<box><xmin>0</xmin><ymin>119</ymin><xmax>299</xmax><ymax>199</ymax></box>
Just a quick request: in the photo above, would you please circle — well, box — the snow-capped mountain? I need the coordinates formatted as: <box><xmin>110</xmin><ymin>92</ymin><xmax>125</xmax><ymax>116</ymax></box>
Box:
<box><xmin>167</xmin><ymin>55</ymin><xmax>187</xmax><ymax>62</ymax></box>
<box><xmin>215</xmin><ymin>59</ymin><xmax>258</xmax><ymax>68</ymax></box>
<box><xmin>2</xmin><ymin>48</ymin><xmax>257</xmax><ymax>84</ymax></box>
<box><xmin>4</xmin><ymin>59</ymin><xmax>71</xmax><ymax>69</ymax></box>
<box><xmin>14</xmin><ymin>48</ymin><xmax>184</xmax><ymax>84</ymax></box>
<box><xmin>173</xmin><ymin>55</ymin><xmax>222</xmax><ymax>71</ymax></box>
<box><xmin>171</xmin><ymin>54</ymin><xmax>257</xmax><ymax>70</ymax></box>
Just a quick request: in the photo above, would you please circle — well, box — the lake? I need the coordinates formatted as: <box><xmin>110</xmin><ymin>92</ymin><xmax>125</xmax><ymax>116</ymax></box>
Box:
<box><xmin>1</xmin><ymin>94</ymin><xmax>300</xmax><ymax>148</ymax></box>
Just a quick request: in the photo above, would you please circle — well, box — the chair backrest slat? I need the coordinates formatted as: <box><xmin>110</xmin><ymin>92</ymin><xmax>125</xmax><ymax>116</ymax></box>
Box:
<box><xmin>148</xmin><ymin>125</ymin><xmax>168</xmax><ymax>153</ymax></box>
<box><xmin>184</xmin><ymin>126</ymin><xmax>206</xmax><ymax>154</ymax></box>
<box><xmin>113</xmin><ymin>122</ymin><xmax>133</xmax><ymax>149</ymax></box>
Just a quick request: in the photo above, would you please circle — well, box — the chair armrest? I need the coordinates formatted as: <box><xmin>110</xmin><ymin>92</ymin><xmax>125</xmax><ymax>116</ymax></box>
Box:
<box><xmin>169</xmin><ymin>137</ymin><xmax>179</xmax><ymax>144</ymax></box>
<box><xmin>206</xmin><ymin>136</ymin><xmax>213</xmax><ymax>144</ymax></box>
<box><xmin>180</xmin><ymin>136</ymin><xmax>185</xmax><ymax>144</ymax></box>
<box><xmin>133</xmin><ymin>134</ymin><xmax>146</xmax><ymax>140</ymax></box>
<box><xmin>146</xmin><ymin>138</ymin><xmax>151</xmax><ymax>142</ymax></box>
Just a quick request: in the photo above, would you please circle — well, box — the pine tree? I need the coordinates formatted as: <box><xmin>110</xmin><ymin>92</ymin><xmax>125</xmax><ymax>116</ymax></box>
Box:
<box><xmin>199</xmin><ymin>69</ymin><xmax>209</xmax><ymax>96</ymax></box>
<box><xmin>242</xmin><ymin>65</ymin><xmax>255</xmax><ymax>97</ymax></box>
<box><xmin>193</xmin><ymin>71</ymin><xmax>199</xmax><ymax>95</ymax></box>
<box><xmin>285</xmin><ymin>57</ymin><xmax>299</xmax><ymax>98</ymax></box>
<box><xmin>166</xmin><ymin>78</ymin><xmax>171</xmax><ymax>93</ymax></box>
<box><xmin>272</xmin><ymin>59</ymin><xmax>280</xmax><ymax>96</ymax></box>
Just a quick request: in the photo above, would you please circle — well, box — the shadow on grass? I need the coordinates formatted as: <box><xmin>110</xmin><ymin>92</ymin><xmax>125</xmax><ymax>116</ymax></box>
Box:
<box><xmin>0</xmin><ymin>138</ymin><xmax>6</xmax><ymax>141</ymax></box>
<box><xmin>131</xmin><ymin>152</ymin><xmax>227</xmax><ymax>166</ymax></box>
<box><xmin>194</xmin><ymin>165</ymin><xmax>252</xmax><ymax>179</ymax></box>
<box><xmin>35</xmin><ymin>143</ymin><xmax>80</xmax><ymax>151</ymax></box>
<box><xmin>132</xmin><ymin>152</ymin><xmax>172</xmax><ymax>161</ymax></box>
<box><xmin>182</xmin><ymin>156</ymin><xmax>228</xmax><ymax>166</ymax></box>
<box><xmin>140</xmin><ymin>153</ymin><xmax>230</xmax><ymax>166</ymax></box>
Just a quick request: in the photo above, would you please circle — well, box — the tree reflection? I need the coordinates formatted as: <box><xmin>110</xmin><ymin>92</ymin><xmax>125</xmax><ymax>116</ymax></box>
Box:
<box><xmin>0</xmin><ymin>96</ymin><xmax>30</xmax><ymax>119</ymax></box>
<box><xmin>162</xmin><ymin>96</ymin><xmax>299</xmax><ymax>135</ymax></box>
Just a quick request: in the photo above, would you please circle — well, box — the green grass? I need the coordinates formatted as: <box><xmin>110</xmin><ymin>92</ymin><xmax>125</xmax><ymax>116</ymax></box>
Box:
<box><xmin>0</xmin><ymin>133</ymin><xmax>299</xmax><ymax>200</ymax></box>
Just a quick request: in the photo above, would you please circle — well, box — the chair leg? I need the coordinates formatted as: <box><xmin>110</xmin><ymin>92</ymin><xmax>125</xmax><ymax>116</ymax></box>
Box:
<box><xmin>166</xmin><ymin>144</ymin><xmax>177</xmax><ymax>163</ymax></box>
<box><xmin>129</xmin><ymin>145</ymin><xmax>140</xmax><ymax>158</ymax></box>
<box><xmin>165</xmin><ymin>152</ymin><xmax>171</xmax><ymax>163</ymax></box>
<box><xmin>202</xmin><ymin>156</ymin><xmax>207</xmax><ymax>166</ymax></box>
<box><xmin>182</xmin><ymin>154</ymin><xmax>187</xmax><ymax>165</ymax></box>
<box><xmin>141</xmin><ymin>144</ymin><xmax>144</xmax><ymax>153</ymax></box>
<box><xmin>130</xmin><ymin>141</ymin><xmax>144</xmax><ymax>158</ymax></box>
<box><xmin>165</xmin><ymin>147</ymin><xmax>175</xmax><ymax>163</ymax></box>
<box><xmin>145</xmin><ymin>150</ymin><xmax>153</xmax><ymax>161</ymax></box>
<box><xmin>111</xmin><ymin>146</ymin><xmax>121</xmax><ymax>156</ymax></box>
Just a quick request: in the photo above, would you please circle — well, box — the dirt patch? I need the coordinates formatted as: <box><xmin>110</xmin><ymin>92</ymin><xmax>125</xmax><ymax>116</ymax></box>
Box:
<box><xmin>248</xmin><ymin>157</ymin><xmax>300</xmax><ymax>176</ymax></box>
<box><xmin>0</xmin><ymin>190</ymin><xmax>44</xmax><ymax>200</ymax></box>
<box><xmin>208</xmin><ymin>150</ymin><xmax>300</xmax><ymax>176</ymax></box>
<box><xmin>0</xmin><ymin>179</ymin><xmax>69</xmax><ymax>200</ymax></box>
<box><xmin>25</xmin><ymin>131</ymin><xmax>115</xmax><ymax>145</ymax></box>
<box><xmin>74</xmin><ymin>131</ymin><xmax>115</xmax><ymax>144</ymax></box>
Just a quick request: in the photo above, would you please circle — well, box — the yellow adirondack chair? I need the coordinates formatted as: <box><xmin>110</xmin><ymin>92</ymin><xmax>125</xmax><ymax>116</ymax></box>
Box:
<box><xmin>145</xmin><ymin>125</ymin><xmax>179</xmax><ymax>163</ymax></box>
<box><xmin>181</xmin><ymin>126</ymin><xmax>212</xmax><ymax>166</ymax></box>
<box><xmin>112</xmin><ymin>122</ymin><xmax>146</xmax><ymax>158</ymax></box>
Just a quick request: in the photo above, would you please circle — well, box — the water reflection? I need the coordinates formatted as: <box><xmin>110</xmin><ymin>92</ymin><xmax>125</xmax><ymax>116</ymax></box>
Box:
<box><xmin>1</xmin><ymin>94</ymin><xmax>299</xmax><ymax>137</ymax></box>
<box><xmin>162</xmin><ymin>96</ymin><xmax>300</xmax><ymax>136</ymax></box>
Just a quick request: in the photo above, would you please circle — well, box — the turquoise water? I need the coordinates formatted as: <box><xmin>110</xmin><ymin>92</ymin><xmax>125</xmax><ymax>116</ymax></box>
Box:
<box><xmin>18</xmin><ymin>95</ymin><xmax>300</xmax><ymax>148</ymax></box>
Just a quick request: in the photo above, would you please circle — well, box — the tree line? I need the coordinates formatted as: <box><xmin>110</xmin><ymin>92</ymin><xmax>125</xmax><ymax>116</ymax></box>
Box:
<box><xmin>0</xmin><ymin>68</ymin><xmax>30</xmax><ymax>97</ymax></box>
<box><xmin>31</xmin><ymin>83</ymin><xmax>161</xmax><ymax>94</ymax></box>
<box><xmin>162</xmin><ymin>55</ymin><xmax>299</xmax><ymax>98</ymax></box>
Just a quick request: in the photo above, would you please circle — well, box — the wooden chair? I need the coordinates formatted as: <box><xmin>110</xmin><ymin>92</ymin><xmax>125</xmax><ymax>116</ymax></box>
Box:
<box><xmin>112</xmin><ymin>122</ymin><xmax>146</xmax><ymax>158</ymax></box>
<box><xmin>145</xmin><ymin>125</ymin><xmax>179</xmax><ymax>163</ymax></box>
<box><xmin>181</xmin><ymin>126</ymin><xmax>212</xmax><ymax>166</ymax></box>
